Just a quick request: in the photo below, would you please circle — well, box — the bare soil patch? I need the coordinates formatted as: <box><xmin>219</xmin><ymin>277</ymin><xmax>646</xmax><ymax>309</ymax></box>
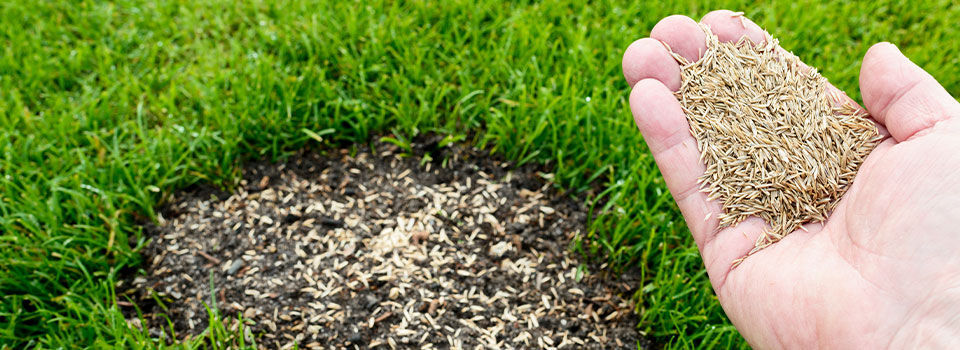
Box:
<box><xmin>122</xmin><ymin>137</ymin><xmax>646</xmax><ymax>349</ymax></box>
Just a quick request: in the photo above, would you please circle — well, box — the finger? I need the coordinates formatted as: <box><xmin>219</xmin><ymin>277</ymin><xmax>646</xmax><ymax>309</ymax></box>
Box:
<box><xmin>630</xmin><ymin>79</ymin><xmax>714</xmax><ymax>241</ymax></box>
<box><xmin>622</xmin><ymin>38</ymin><xmax>682</xmax><ymax>90</ymax></box>
<box><xmin>860</xmin><ymin>42</ymin><xmax>960</xmax><ymax>142</ymax></box>
<box><xmin>699</xmin><ymin>10</ymin><xmax>768</xmax><ymax>45</ymax></box>
<box><xmin>650</xmin><ymin>15</ymin><xmax>706</xmax><ymax>63</ymax></box>
<box><xmin>630</xmin><ymin>78</ymin><xmax>761</xmax><ymax>287</ymax></box>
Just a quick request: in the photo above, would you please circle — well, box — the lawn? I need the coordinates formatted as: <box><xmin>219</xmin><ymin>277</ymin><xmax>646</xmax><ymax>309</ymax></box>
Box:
<box><xmin>1</xmin><ymin>0</ymin><xmax>958</xmax><ymax>348</ymax></box>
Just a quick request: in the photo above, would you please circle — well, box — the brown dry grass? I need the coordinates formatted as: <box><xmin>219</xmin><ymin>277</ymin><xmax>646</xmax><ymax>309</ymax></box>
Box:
<box><xmin>669</xmin><ymin>25</ymin><xmax>880</xmax><ymax>257</ymax></box>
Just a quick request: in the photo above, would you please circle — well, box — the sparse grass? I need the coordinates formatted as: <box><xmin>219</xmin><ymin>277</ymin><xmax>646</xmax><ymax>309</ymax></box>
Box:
<box><xmin>1</xmin><ymin>0</ymin><xmax>958</xmax><ymax>348</ymax></box>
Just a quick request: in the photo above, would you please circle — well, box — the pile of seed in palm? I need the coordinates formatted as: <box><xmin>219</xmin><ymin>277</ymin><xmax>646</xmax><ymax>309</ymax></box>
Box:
<box><xmin>668</xmin><ymin>24</ymin><xmax>880</xmax><ymax>254</ymax></box>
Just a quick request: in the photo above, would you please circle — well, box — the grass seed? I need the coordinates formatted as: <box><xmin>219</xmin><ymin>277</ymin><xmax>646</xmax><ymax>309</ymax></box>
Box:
<box><xmin>669</xmin><ymin>24</ymin><xmax>880</xmax><ymax>257</ymax></box>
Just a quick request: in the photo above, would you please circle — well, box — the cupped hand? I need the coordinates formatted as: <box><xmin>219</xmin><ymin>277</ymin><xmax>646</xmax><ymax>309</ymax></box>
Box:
<box><xmin>623</xmin><ymin>10</ymin><xmax>960</xmax><ymax>348</ymax></box>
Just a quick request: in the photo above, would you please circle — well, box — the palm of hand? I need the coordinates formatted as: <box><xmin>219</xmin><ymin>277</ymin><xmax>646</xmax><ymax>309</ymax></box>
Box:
<box><xmin>623</xmin><ymin>11</ymin><xmax>960</xmax><ymax>348</ymax></box>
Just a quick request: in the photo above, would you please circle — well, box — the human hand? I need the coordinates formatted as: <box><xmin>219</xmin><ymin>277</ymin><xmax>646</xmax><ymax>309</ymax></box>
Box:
<box><xmin>623</xmin><ymin>10</ymin><xmax>960</xmax><ymax>348</ymax></box>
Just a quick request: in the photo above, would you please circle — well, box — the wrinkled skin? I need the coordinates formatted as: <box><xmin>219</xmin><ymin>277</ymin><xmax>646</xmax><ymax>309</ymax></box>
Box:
<box><xmin>622</xmin><ymin>10</ymin><xmax>960</xmax><ymax>348</ymax></box>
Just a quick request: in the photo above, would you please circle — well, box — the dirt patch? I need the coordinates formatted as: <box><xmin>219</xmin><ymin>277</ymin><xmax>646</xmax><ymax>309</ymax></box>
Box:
<box><xmin>122</xmin><ymin>137</ymin><xmax>646</xmax><ymax>349</ymax></box>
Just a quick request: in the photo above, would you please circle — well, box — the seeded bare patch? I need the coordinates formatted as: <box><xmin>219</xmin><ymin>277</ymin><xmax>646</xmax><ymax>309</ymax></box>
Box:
<box><xmin>125</xmin><ymin>139</ymin><xmax>644</xmax><ymax>348</ymax></box>
<box><xmin>668</xmin><ymin>25</ymin><xmax>880</xmax><ymax>257</ymax></box>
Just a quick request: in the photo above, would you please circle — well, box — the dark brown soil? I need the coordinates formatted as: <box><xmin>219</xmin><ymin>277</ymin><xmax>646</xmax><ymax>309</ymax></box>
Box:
<box><xmin>121</xmin><ymin>136</ymin><xmax>647</xmax><ymax>349</ymax></box>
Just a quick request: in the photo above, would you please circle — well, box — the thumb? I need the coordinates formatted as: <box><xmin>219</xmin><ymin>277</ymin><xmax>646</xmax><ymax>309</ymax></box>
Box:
<box><xmin>860</xmin><ymin>42</ymin><xmax>960</xmax><ymax>142</ymax></box>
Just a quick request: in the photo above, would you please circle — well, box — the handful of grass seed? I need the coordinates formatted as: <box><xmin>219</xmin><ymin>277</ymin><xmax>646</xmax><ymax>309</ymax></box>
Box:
<box><xmin>670</xmin><ymin>25</ymin><xmax>880</xmax><ymax>256</ymax></box>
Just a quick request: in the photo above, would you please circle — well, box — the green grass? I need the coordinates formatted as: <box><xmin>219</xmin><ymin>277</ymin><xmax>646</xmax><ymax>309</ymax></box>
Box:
<box><xmin>1</xmin><ymin>0</ymin><xmax>958</xmax><ymax>348</ymax></box>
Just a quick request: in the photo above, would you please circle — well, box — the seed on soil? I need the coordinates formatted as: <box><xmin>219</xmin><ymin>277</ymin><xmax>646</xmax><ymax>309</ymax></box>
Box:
<box><xmin>668</xmin><ymin>23</ymin><xmax>880</xmax><ymax>257</ymax></box>
<box><xmin>124</xmin><ymin>138</ymin><xmax>646</xmax><ymax>349</ymax></box>
<box><xmin>226</xmin><ymin>259</ymin><xmax>244</xmax><ymax>275</ymax></box>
